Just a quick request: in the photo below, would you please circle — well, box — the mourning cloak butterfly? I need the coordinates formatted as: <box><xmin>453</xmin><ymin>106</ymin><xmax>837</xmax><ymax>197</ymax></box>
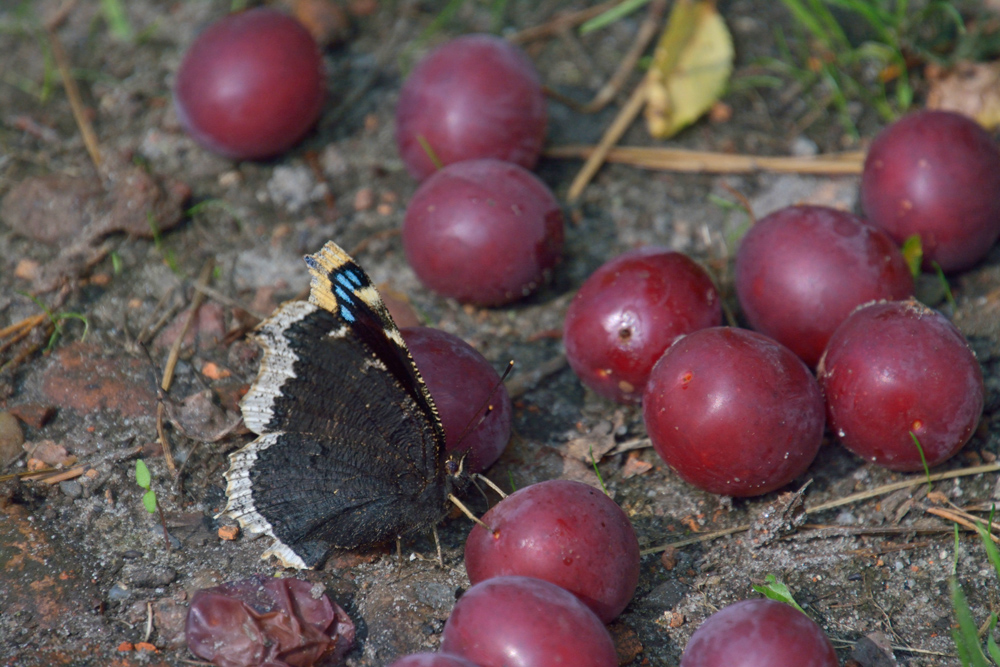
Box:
<box><xmin>221</xmin><ymin>241</ymin><xmax>465</xmax><ymax>569</ymax></box>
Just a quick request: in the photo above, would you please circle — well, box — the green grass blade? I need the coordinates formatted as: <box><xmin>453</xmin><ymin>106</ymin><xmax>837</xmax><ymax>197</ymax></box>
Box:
<box><xmin>909</xmin><ymin>432</ymin><xmax>933</xmax><ymax>492</ymax></box>
<box><xmin>974</xmin><ymin>521</ymin><xmax>1000</xmax><ymax>580</ymax></box>
<box><xmin>932</xmin><ymin>261</ymin><xmax>957</xmax><ymax>309</ymax></box>
<box><xmin>100</xmin><ymin>0</ymin><xmax>133</xmax><ymax>40</ymax></box>
<box><xmin>580</xmin><ymin>0</ymin><xmax>652</xmax><ymax>35</ymax></box>
<box><xmin>824</xmin><ymin>0</ymin><xmax>894</xmax><ymax>43</ymax></box>
<box><xmin>951</xmin><ymin>578</ymin><xmax>991</xmax><ymax>667</ymax></box>
<box><xmin>777</xmin><ymin>0</ymin><xmax>830</xmax><ymax>47</ymax></box>
<box><xmin>987</xmin><ymin>614</ymin><xmax>1000</xmax><ymax>665</ymax></box>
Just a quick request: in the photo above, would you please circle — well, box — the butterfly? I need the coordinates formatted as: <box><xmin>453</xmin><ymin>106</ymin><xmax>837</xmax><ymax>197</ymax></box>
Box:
<box><xmin>221</xmin><ymin>241</ymin><xmax>465</xmax><ymax>569</ymax></box>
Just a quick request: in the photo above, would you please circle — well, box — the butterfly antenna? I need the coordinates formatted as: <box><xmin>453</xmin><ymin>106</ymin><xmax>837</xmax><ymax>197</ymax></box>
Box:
<box><xmin>473</xmin><ymin>473</ymin><xmax>508</xmax><ymax>499</ymax></box>
<box><xmin>450</xmin><ymin>361</ymin><xmax>515</xmax><ymax>454</ymax></box>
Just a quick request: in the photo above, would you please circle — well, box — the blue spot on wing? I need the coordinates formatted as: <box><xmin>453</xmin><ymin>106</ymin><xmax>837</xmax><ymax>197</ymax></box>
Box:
<box><xmin>334</xmin><ymin>285</ymin><xmax>353</xmax><ymax>304</ymax></box>
<box><xmin>343</xmin><ymin>268</ymin><xmax>364</xmax><ymax>287</ymax></box>
<box><xmin>340</xmin><ymin>304</ymin><xmax>355</xmax><ymax>321</ymax></box>
<box><xmin>335</xmin><ymin>272</ymin><xmax>355</xmax><ymax>293</ymax></box>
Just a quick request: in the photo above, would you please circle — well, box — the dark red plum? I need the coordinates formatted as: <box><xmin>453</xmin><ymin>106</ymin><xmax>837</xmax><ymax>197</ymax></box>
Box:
<box><xmin>861</xmin><ymin>110</ymin><xmax>1000</xmax><ymax>272</ymax></box>
<box><xmin>396</xmin><ymin>34</ymin><xmax>547</xmax><ymax>181</ymax></box>
<box><xmin>441</xmin><ymin>576</ymin><xmax>617</xmax><ymax>667</ymax></box>
<box><xmin>817</xmin><ymin>299</ymin><xmax>984</xmax><ymax>471</ymax></box>
<box><xmin>680</xmin><ymin>599</ymin><xmax>838</xmax><ymax>667</ymax></box>
<box><xmin>564</xmin><ymin>247</ymin><xmax>722</xmax><ymax>403</ymax></box>
<box><xmin>402</xmin><ymin>326</ymin><xmax>512</xmax><ymax>473</ymax></box>
<box><xmin>643</xmin><ymin>327</ymin><xmax>825</xmax><ymax>497</ymax></box>
<box><xmin>402</xmin><ymin>159</ymin><xmax>564</xmax><ymax>306</ymax></box>
<box><xmin>387</xmin><ymin>654</ymin><xmax>479</xmax><ymax>667</ymax></box>
<box><xmin>464</xmin><ymin>479</ymin><xmax>639</xmax><ymax>623</ymax></box>
<box><xmin>173</xmin><ymin>8</ymin><xmax>325</xmax><ymax>160</ymax></box>
<box><xmin>735</xmin><ymin>205</ymin><xmax>913</xmax><ymax>367</ymax></box>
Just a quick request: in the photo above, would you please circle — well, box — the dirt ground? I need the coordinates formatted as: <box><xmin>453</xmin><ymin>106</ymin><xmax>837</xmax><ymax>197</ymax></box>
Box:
<box><xmin>2</xmin><ymin>1</ymin><xmax>1000</xmax><ymax>665</ymax></box>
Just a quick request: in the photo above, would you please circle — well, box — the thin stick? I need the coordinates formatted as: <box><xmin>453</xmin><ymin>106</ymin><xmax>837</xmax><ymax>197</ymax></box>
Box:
<box><xmin>0</xmin><ymin>313</ymin><xmax>46</xmax><ymax>341</ymax></box>
<box><xmin>805</xmin><ymin>462</ymin><xmax>1000</xmax><ymax>515</ymax></box>
<box><xmin>507</xmin><ymin>0</ymin><xmax>623</xmax><ymax>44</ymax></box>
<box><xmin>567</xmin><ymin>79</ymin><xmax>650</xmax><ymax>202</ymax></box>
<box><xmin>549</xmin><ymin>145</ymin><xmax>866</xmax><ymax>175</ymax></box>
<box><xmin>640</xmin><ymin>525</ymin><xmax>746</xmax><ymax>555</ymax></box>
<box><xmin>45</xmin><ymin>28</ymin><xmax>101</xmax><ymax>171</ymax></box>
<box><xmin>641</xmin><ymin>462</ymin><xmax>1000</xmax><ymax>554</ymax></box>
<box><xmin>191</xmin><ymin>283</ymin><xmax>267</xmax><ymax>322</ymax></box>
<box><xmin>157</xmin><ymin>260</ymin><xmax>215</xmax><ymax>473</ymax></box>
<box><xmin>0</xmin><ymin>318</ymin><xmax>45</xmax><ymax>355</ymax></box>
<box><xmin>0</xmin><ymin>327</ymin><xmax>52</xmax><ymax>375</ymax></box>
<box><xmin>925</xmin><ymin>506</ymin><xmax>1000</xmax><ymax>543</ymax></box>
<box><xmin>580</xmin><ymin>0</ymin><xmax>666</xmax><ymax>114</ymax></box>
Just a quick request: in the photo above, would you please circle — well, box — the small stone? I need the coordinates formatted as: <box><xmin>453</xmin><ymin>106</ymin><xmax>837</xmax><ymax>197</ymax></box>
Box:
<box><xmin>152</xmin><ymin>598</ymin><xmax>189</xmax><ymax>649</ymax></box>
<box><xmin>321</xmin><ymin>145</ymin><xmax>349</xmax><ymax>178</ymax></box>
<box><xmin>122</xmin><ymin>550</ymin><xmax>142</xmax><ymax>560</ymax></box>
<box><xmin>266</xmin><ymin>164</ymin><xmax>322</xmax><ymax>213</ymax></box>
<box><xmin>108</xmin><ymin>582</ymin><xmax>131</xmax><ymax>601</ymax></box>
<box><xmin>25</xmin><ymin>440</ymin><xmax>73</xmax><ymax>467</ymax></box>
<box><xmin>790</xmin><ymin>135</ymin><xmax>819</xmax><ymax>156</ymax></box>
<box><xmin>0</xmin><ymin>412</ymin><xmax>25</xmax><ymax>466</ymax></box>
<box><xmin>660</xmin><ymin>546</ymin><xmax>678</xmax><ymax>571</ymax></box>
<box><xmin>14</xmin><ymin>259</ymin><xmax>40</xmax><ymax>280</ymax></box>
<box><xmin>218</xmin><ymin>525</ymin><xmax>239</xmax><ymax>541</ymax></box>
<box><xmin>59</xmin><ymin>480</ymin><xmax>83</xmax><ymax>498</ymax></box>
<box><xmin>9</xmin><ymin>403</ymin><xmax>56</xmax><ymax>428</ymax></box>
<box><xmin>353</xmin><ymin>187</ymin><xmax>375</xmax><ymax>211</ymax></box>
<box><xmin>218</xmin><ymin>170</ymin><xmax>242</xmax><ymax>187</ymax></box>
<box><xmin>125</xmin><ymin>565</ymin><xmax>177</xmax><ymax>588</ymax></box>
<box><xmin>608</xmin><ymin>622</ymin><xmax>643</xmax><ymax>664</ymax></box>
<box><xmin>41</xmin><ymin>343</ymin><xmax>157</xmax><ymax>419</ymax></box>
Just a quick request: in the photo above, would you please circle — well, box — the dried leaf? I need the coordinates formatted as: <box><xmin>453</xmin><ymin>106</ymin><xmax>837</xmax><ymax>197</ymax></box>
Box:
<box><xmin>926</xmin><ymin>61</ymin><xmax>1000</xmax><ymax>131</ymax></box>
<box><xmin>645</xmin><ymin>0</ymin><xmax>733</xmax><ymax>139</ymax></box>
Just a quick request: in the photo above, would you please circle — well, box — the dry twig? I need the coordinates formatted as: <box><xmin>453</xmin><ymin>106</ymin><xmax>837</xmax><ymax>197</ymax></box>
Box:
<box><xmin>551</xmin><ymin>145</ymin><xmax>866</xmax><ymax>175</ymax></box>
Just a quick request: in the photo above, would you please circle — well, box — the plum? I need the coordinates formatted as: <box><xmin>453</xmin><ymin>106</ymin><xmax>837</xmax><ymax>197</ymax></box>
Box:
<box><xmin>818</xmin><ymin>299</ymin><xmax>984</xmax><ymax>471</ymax></box>
<box><xmin>643</xmin><ymin>327</ymin><xmax>825</xmax><ymax>497</ymax></box>
<box><xmin>464</xmin><ymin>479</ymin><xmax>640</xmax><ymax>622</ymax></box>
<box><xmin>402</xmin><ymin>326</ymin><xmax>511</xmax><ymax>473</ymax></box>
<box><xmin>174</xmin><ymin>8</ymin><xmax>325</xmax><ymax>160</ymax></box>
<box><xmin>402</xmin><ymin>158</ymin><xmax>563</xmax><ymax>306</ymax></box>
<box><xmin>861</xmin><ymin>110</ymin><xmax>1000</xmax><ymax>272</ymax></box>
<box><xmin>735</xmin><ymin>205</ymin><xmax>913</xmax><ymax>367</ymax></box>
<box><xmin>396</xmin><ymin>34</ymin><xmax>547</xmax><ymax>181</ymax></box>
<box><xmin>565</xmin><ymin>247</ymin><xmax>722</xmax><ymax>403</ymax></box>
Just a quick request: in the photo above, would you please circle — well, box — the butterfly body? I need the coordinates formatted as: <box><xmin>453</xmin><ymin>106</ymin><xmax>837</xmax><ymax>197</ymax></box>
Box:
<box><xmin>222</xmin><ymin>242</ymin><xmax>463</xmax><ymax>569</ymax></box>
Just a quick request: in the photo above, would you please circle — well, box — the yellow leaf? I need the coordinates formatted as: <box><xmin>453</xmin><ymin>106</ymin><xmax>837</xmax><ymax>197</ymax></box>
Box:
<box><xmin>645</xmin><ymin>0</ymin><xmax>734</xmax><ymax>139</ymax></box>
<box><xmin>926</xmin><ymin>60</ymin><xmax>1000</xmax><ymax>131</ymax></box>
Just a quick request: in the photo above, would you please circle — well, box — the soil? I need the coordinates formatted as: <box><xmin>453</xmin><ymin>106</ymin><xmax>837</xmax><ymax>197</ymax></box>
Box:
<box><xmin>1</xmin><ymin>1</ymin><xmax>999</xmax><ymax>666</ymax></box>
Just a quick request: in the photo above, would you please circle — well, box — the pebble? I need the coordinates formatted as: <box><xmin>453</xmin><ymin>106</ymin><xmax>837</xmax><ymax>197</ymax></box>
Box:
<box><xmin>0</xmin><ymin>411</ymin><xmax>24</xmax><ymax>465</ymax></box>
<box><xmin>108</xmin><ymin>583</ymin><xmax>131</xmax><ymax>601</ymax></box>
<box><xmin>266</xmin><ymin>164</ymin><xmax>325</xmax><ymax>213</ymax></box>
<box><xmin>59</xmin><ymin>480</ymin><xmax>83</xmax><ymax>499</ymax></box>
<box><xmin>835</xmin><ymin>510</ymin><xmax>857</xmax><ymax>525</ymax></box>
